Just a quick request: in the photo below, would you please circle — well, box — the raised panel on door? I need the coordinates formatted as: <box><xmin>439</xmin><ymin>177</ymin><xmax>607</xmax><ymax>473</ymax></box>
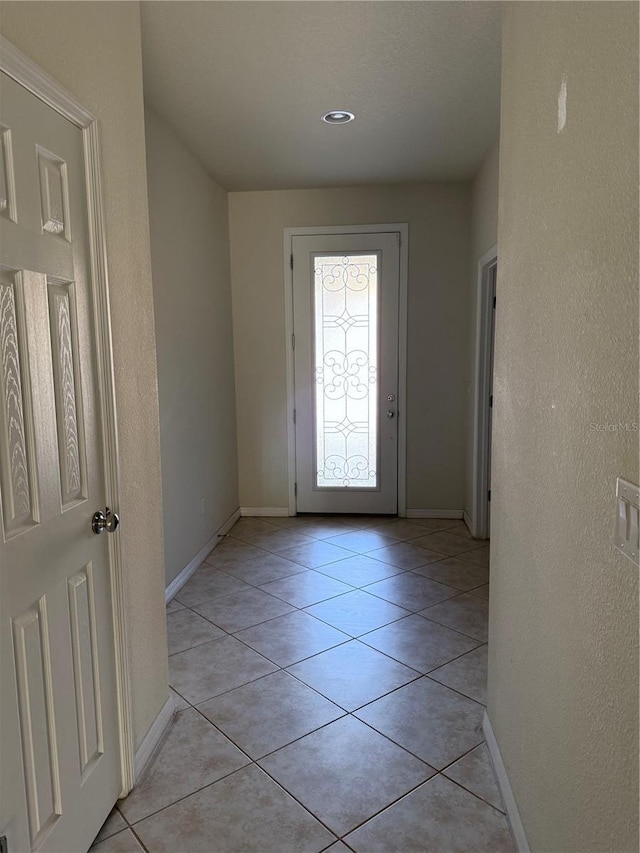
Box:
<box><xmin>0</xmin><ymin>71</ymin><xmax>121</xmax><ymax>853</ymax></box>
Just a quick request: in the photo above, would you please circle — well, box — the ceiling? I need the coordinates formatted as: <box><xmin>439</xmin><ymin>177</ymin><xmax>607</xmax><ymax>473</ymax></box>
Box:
<box><xmin>140</xmin><ymin>2</ymin><xmax>502</xmax><ymax>192</ymax></box>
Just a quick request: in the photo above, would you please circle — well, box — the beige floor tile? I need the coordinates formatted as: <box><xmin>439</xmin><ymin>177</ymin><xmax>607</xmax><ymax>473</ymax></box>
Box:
<box><xmin>240</xmin><ymin>527</ymin><xmax>317</xmax><ymax>553</ymax></box>
<box><xmin>175</xmin><ymin>566</ymin><xmax>252</xmax><ymax>608</ymax></box>
<box><xmin>428</xmin><ymin>644</ymin><xmax>488</xmax><ymax>704</ymax></box>
<box><xmin>134</xmin><ymin>764</ymin><xmax>335</xmax><ymax>853</ymax></box>
<box><xmin>228</xmin><ymin>517</ymin><xmax>280</xmax><ymax>541</ymax></box>
<box><xmin>363</xmin><ymin>572</ymin><xmax>459</xmax><ymax>611</ymax></box>
<box><xmin>223</xmin><ymin>552</ymin><xmax>306</xmax><ymax>585</ymax></box>
<box><xmin>405</xmin><ymin>518</ymin><xmax>461</xmax><ymax>532</ymax></box>
<box><xmin>261</xmin><ymin>514</ymin><xmax>305</xmax><ymax>523</ymax></box>
<box><xmin>421</xmin><ymin>592</ymin><xmax>489</xmax><ymax>642</ymax></box>
<box><xmin>169</xmin><ymin>687</ymin><xmax>189</xmax><ymax>711</ymax></box>
<box><xmin>470</xmin><ymin>583</ymin><xmax>490</xmax><ymax>599</ymax></box>
<box><xmin>259</xmin><ymin>570</ymin><xmax>353</xmax><ymax>608</ymax></box>
<box><xmin>443</xmin><ymin>743</ymin><xmax>505</xmax><ymax>812</ymax></box>
<box><xmin>168</xmin><ymin>635</ymin><xmax>278</xmax><ymax>704</ymax></box>
<box><xmin>367</xmin><ymin>541</ymin><xmax>437</xmax><ymax>570</ymax></box>
<box><xmin>119</xmin><ymin>708</ymin><xmax>248</xmax><ymax>824</ymax></box>
<box><xmin>366</xmin><ymin>519</ymin><xmax>427</xmax><ymax>541</ymax></box>
<box><xmin>361</xmin><ymin>614</ymin><xmax>479</xmax><ymax>672</ymax></box>
<box><xmin>334</xmin><ymin>514</ymin><xmax>392</xmax><ymax>528</ymax></box>
<box><xmin>410</xmin><ymin>530</ymin><xmax>484</xmax><ymax>557</ymax></box>
<box><xmin>234</xmin><ymin>610</ymin><xmax>349</xmax><ymax>667</ymax></box>
<box><xmin>355</xmin><ymin>678</ymin><xmax>484</xmax><ymax>769</ymax></box>
<box><xmin>292</xmin><ymin>519</ymin><xmax>358</xmax><ymax>539</ymax></box>
<box><xmin>166</xmin><ymin>608</ymin><xmax>225</xmax><ymax>655</ymax></box>
<box><xmin>413</xmin><ymin>556</ymin><xmax>489</xmax><ymax>590</ymax></box>
<box><xmin>165</xmin><ymin>599</ymin><xmax>185</xmax><ymax>613</ymax></box>
<box><xmin>304</xmin><ymin>590</ymin><xmax>409</xmax><ymax>636</ymax></box>
<box><xmin>458</xmin><ymin>544</ymin><xmax>491</xmax><ymax>568</ymax></box>
<box><xmin>344</xmin><ymin>775</ymin><xmax>514</xmax><ymax>852</ymax></box>
<box><xmin>197</xmin><ymin>670</ymin><xmax>344</xmax><ymax>758</ymax></box>
<box><xmin>278</xmin><ymin>540</ymin><xmax>356</xmax><ymax>568</ymax></box>
<box><xmin>314</xmin><ymin>554</ymin><xmax>403</xmax><ymax>586</ymax></box>
<box><xmin>286</xmin><ymin>640</ymin><xmax>419</xmax><ymax>711</ymax></box>
<box><xmin>92</xmin><ymin>808</ymin><xmax>126</xmax><ymax>845</ymax></box>
<box><xmin>263</xmin><ymin>515</ymin><xmax>325</xmax><ymax>529</ymax></box>
<box><xmin>440</xmin><ymin>519</ymin><xmax>475</xmax><ymax>538</ymax></box>
<box><xmin>192</xmin><ymin>586</ymin><xmax>294</xmax><ymax>633</ymax></box>
<box><xmin>259</xmin><ymin>716</ymin><xmax>433</xmax><ymax>836</ymax></box>
<box><xmin>91</xmin><ymin>829</ymin><xmax>145</xmax><ymax>852</ymax></box>
<box><xmin>324</xmin><ymin>529</ymin><xmax>398</xmax><ymax>553</ymax></box>
<box><xmin>204</xmin><ymin>539</ymin><xmax>267</xmax><ymax>570</ymax></box>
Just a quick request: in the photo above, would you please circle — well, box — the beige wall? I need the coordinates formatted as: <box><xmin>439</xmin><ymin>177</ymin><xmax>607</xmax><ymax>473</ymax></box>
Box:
<box><xmin>489</xmin><ymin>3</ymin><xmax>639</xmax><ymax>851</ymax></box>
<box><xmin>228</xmin><ymin>184</ymin><xmax>471</xmax><ymax>512</ymax></box>
<box><xmin>464</xmin><ymin>140</ymin><xmax>500</xmax><ymax>522</ymax></box>
<box><xmin>145</xmin><ymin>108</ymin><xmax>239</xmax><ymax>586</ymax></box>
<box><xmin>1</xmin><ymin>2</ymin><xmax>168</xmax><ymax>749</ymax></box>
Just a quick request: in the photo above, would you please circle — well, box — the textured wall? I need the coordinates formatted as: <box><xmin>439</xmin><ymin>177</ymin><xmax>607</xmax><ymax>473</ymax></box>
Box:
<box><xmin>145</xmin><ymin>108</ymin><xmax>239</xmax><ymax>586</ymax></box>
<box><xmin>1</xmin><ymin>2</ymin><xmax>168</xmax><ymax>749</ymax></box>
<box><xmin>489</xmin><ymin>3</ymin><xmax>639</xmax><ymax>850</ymax></box>
<box><xmin>464</xmin><ymin>140</ymin><xmax>500</xmax><ymax>523</ymax></box>
<box><xmin>228</xmin><ymin>184</ymin><xmax>471</xmax><ymax>512</ymax></box>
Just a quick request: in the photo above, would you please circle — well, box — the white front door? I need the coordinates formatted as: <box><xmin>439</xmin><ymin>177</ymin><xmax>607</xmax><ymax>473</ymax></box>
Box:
<box><xmin>292</xmin><ymin>231</ymin><xmax>401</xmax><ymax>514</ymax></box>
<box><xmin>0</xmin><ymin>73</ymin><xmax>121</xmax><ymax>852</ymax></box>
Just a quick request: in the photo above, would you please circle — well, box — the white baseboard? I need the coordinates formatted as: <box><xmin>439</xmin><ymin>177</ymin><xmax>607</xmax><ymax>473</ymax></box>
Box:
<box><xmin>406</xmin><ymin>508</ymin><xmax>464</xmax><ymax>519</ymax></box>
<box><xmin>165</xmin><ymin>507</ymin><xmax>241</xmax><ymax>603</ymax></box>
<box><xmin>134</xmin><ymin>694</ymin><xmax>175</xmax><ymax>782</ymax></box>
<box><xmin>240</xmin><ymin>507</ymin><xmax>290</xmax><ymax>517</ymax></box>
<box><xmin>483</xmin><ymin>711</ymin><xmax>530</xmax><ymax>853</ymax></box>
<box><xmin>463</xmin><ymin>510</ymin><xmax>473</xmax><ymax>533</ymax></box>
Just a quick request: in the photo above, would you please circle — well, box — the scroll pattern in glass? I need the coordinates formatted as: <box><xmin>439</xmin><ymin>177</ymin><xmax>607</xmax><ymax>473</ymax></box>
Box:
<box><xmin>314</xmin><ymin>255</ymin><xmax>378</xmax><ymax>488</ymax></box>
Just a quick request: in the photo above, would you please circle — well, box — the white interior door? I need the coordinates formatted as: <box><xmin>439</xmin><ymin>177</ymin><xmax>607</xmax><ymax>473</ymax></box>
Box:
<box><xmin>0</xmin><ymin>73</ymin><xmax>121</xmax><ymax>852</ymax></box>
<box><xmin>292</xmin><ymin>232</ymin><xmax>400</xmax><ymax>514</ymax></box>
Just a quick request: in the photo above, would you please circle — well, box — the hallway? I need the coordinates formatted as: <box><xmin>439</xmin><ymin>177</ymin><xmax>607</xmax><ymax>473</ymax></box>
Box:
<box><xmin>93</xmin><ymin>514</ymin><xmax>513</xmax><ymax>852</ymax></box>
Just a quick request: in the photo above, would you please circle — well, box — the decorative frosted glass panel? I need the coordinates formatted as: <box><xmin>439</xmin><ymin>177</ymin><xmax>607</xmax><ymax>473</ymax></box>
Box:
<box><xmin>314</xmin><ymin>255</ymin><xmax>378</xmax><ymax>488</ymax></box>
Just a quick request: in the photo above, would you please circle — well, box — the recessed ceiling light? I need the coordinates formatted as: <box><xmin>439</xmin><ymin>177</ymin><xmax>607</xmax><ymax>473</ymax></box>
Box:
<box><xmin>322</xmin><ymin>110</ymin><xmax>355</xmax><ymax>125</ymax></box>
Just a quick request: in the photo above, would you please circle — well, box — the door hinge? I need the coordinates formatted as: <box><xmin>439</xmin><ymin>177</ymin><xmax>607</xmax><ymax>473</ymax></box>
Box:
<box><xmin>487</xmin><ymin>489</ymin><xmax>491</xmax><ymax>502</ymax></box>
<box><xmin>489</xmin><ymin>395</ymin><xmax>493</xmax><ymax>408</ymax></box>
<box><xmin>290</xmin><ymin>254</ymin><xmax>294</xmax><ymax>270</ymax></box>
<box><xmin>492</xmin><ymin>295</ymin><xmax>496</xmax><ymax>309</ymax></box>
<box><xmin>293</xmin><ymin>409</ymin><xmax>296</xmax><ymax>423</ymax></box>
<box><xmin>291</xmin><ymin>334</ymin><xmax>295</xmax><ymax>350</ymax></box>
<box><xmin>294</xmin><ymin>482</ymin><xmax>298</xmax><ymax>496</ymax></box>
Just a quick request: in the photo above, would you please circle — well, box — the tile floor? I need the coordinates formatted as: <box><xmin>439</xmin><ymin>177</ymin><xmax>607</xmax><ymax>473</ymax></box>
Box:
<box><xmin>92</xmin><ymin>515</ymin><xmax>514</xmax><ymax>853</ymax></box>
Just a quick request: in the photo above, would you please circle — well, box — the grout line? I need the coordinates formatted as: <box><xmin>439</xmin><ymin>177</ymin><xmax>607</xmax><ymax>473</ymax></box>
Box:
<box><xmin>138</xmin><ymin>691</ymin><xmax>347</xmax><ymax>842</ymax></box>
<box><xmin>348</xmin><ymin>711</ymin><xmax>454</xmax><ymax>775</ymax></box>
<box><xmin>282</xmin><ymin>652</ymin><xmax>423</xmax><ymax>714</ymax></box>
<box><xmin>127</xmin><ymin>823</ymin><xmax>151</xmax><ymax>852</ymax></box>
<box><xmin>417</xmin><ymin>605</ymin><xmax>488</xmax><ymax>644</ymax></box>
<box><xmin>296</xmin><ymin>604</ymin><xmax>412</xmax><ymax>637</ymax></box>
<box><xmin>156</xmin><ymin>518</ymin><xmax>494</xmax><ymax>848</ymax></box>
<box><xmin>439</xmin><ymin>770</ymin><xmax>508</xmax><ymax>816</ymax></box>
<box><xmin>337</xmin><ymin>762</ymin><xmax>502</xmax><ymax>845</ymax></box>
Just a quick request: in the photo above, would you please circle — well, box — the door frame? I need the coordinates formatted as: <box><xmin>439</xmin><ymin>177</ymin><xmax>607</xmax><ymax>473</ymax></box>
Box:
<box><xmin>471</xmin><ymin>245</ymin><xmax>498</xmax><ymax>540</ymax></box>
<box><xmin>284</xmin><ymin>223</ymin><xmax>409</xmax><ymax>517</ymax></box>
<box><xmin>0</xmin><ymin>37</ymin><xmax>134</xmax><ymax>794</ymax></box>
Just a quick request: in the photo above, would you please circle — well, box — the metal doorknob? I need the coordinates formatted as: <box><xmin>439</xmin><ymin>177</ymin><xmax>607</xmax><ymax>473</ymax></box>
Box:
<box><xmin>387</xmin><ymin>410</ymin><xmax>395</xmax><ymax>418</ymax></box>
<box><xmin>92</xmin><ymin>507</ymin><xmax>120</xmax><ymax>535</ymax></box>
